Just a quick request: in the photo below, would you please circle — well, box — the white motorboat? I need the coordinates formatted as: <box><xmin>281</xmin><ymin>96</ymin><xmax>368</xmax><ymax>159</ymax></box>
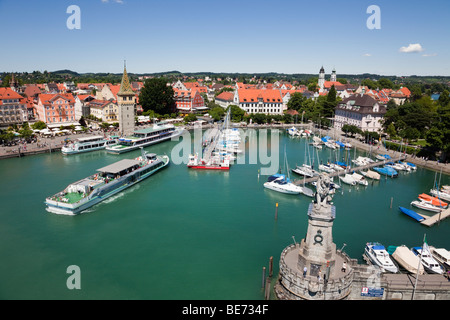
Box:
<box><xmin>324</xmin><ymin>141</ymin><xmax>337</xmax><ymax>149</ymax></box>
<box><xmin>292</xmin><ymin>164</ymin><xmax>318</xmax><ymax>178</ymax></box>
<box><xmin>411</xmin><ymin>246</ymin><xmax>444</xmax><ymax>274</ymax></box>
<box><xmin>430</xmin><ymin>188</ymin><xmax>450</xmax><ymax>202</ymax></box>
<box><xmin>264</xmin><ymin>175</ymin><xmax>303</xmax><ymax>195</ymax></box>
<box><xmin>351</xmin><ymin>172</ymin><xmax>368</xmax><ymax>186</ymax></box>
<box><xmin>392</xmin><ymin>245</ymin><xmax>425</xmax><ymax>275</ymax></box>
<box><xmin>319</xmin><ymin>163</ymin><xmax>335</xmax><ymax>173</ymax></box>
<box><xmin>364</xmin><ymin>243</ymin><xmax>398</xmax><ymax>273</ymax></box>
<box><xmin>411</xmin><ymin>199</ymin><xmax>443</xmax><ymax>213</ymax></box>
<box><xmin>329</xmin><ymin>163</ymin><xmax>344</xmax><ymax>171</ymax></box>
<box><xmin>339</xmin><ymin>174</ymin><xmax>357</xmax><ymax>186</ymax></box>
<box><xmin>430</xmin><ymin>247</ymin><xmax>450</xmax><ymax>270</ymax></box>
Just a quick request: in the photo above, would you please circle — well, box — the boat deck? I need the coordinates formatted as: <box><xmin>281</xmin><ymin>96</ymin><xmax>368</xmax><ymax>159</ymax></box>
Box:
<box><xmin>421</xmin><ymin>207</ymin><xmax>450</xmax><ymax>227</ymax></box>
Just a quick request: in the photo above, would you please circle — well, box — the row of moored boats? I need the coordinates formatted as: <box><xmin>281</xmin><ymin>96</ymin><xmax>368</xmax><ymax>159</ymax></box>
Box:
<box><xmin>364</xmin><ymin>242</ymin><xmax>450</xmax><ymax>275</ymax></box>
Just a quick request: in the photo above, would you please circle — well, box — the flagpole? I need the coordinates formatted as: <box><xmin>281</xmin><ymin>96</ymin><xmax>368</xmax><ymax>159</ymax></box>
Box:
<box><xmin>412</xmin><ymin>233</ymin><xmax>426</xmax><ymax>300</ymax></box>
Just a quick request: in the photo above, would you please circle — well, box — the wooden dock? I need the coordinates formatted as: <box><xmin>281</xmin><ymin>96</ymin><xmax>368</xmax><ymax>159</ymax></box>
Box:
<box><xmin>420</xmin><ymin>207</ymin><xmax>450</xmax><ymax>227</ymax></box>
<box><xmin>292</xmin><ymin>155</ymin><xmax>407</xmax><ymax>186</ymax></box>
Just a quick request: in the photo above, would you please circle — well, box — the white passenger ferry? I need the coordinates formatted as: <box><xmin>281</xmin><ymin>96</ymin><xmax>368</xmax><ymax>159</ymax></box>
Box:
<box><xmin>106</xmin><ymin>122</ymin><xmax>184</xmax><ymax>154</ymax></box>
<box><xmin>61</xmin><ymin>135</ymin><xmax>119</xmax><ymax>155</ymax></box>
<box><xmin>45</xmin><ymin>149</ymin><xmax>169</xmax><ymax>215</ymax></box>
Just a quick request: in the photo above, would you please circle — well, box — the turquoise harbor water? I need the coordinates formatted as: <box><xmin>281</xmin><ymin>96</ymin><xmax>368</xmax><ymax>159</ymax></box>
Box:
<box><xmin>0</xmin><ymin>129</ymin><xmax>449</xmax><ymax>300</ymax></box>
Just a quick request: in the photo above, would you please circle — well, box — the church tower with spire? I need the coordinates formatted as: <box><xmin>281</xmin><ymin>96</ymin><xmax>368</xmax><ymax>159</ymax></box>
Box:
<box><xmin>318</xmin><ymin>66</ymin><xmax>325</xmax><ymax>90</ymax></box>
<box><xmin>330</xmin><ymin>68</ymin><xmax>337</xmax><ymax>83</ymax></box>
<box><xmin>117</xmin><ymin>61</ymin><xmax>136</xmax><ymax>136</ymax></box>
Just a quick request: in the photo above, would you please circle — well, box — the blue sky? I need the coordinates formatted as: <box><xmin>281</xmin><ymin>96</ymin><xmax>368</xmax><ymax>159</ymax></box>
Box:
<box><xmin>1</xmin><ymin>0</ymin><xmax>449</xmax><ymax>76</ymax></box>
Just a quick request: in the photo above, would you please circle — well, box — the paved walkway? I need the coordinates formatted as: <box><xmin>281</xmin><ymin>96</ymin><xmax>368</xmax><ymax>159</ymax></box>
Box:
<box><xmin>0</xmin><ymin>129</ymin><xmax>115</xmax><ymax>159</ymax></box>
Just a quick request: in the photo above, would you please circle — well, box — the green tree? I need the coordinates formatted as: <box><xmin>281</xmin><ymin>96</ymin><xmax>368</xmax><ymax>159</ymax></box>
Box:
<box><xmin>139</xmin><ymin>77</ymin><xmax>175</xmax><ymax>114</ymax></box>
<box><xmin>209</xmin><ymin>106</ymin><xmax>225</xmax><ymax>121</ymax></box>
<box><xmin>227</xmin><ymin>105</ymin><xmax>245</xmax><ymax>122</ymax></box>
<box><xmin>184</xmin><ymin>113</ymin><xmax>197</xmax><ymax>123</ymax></box>
<box><xmin>287</xmin><ymin>92</ymin><xmax>305</xmax><ymax>111</ymax></box>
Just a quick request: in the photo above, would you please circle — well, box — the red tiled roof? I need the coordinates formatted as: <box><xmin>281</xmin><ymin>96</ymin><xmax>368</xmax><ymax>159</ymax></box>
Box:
<box><xmin>39</xmin><ymin>93</ymin><xmax>75</xmax><ymax>105</ymax></box>
<box><xmin>0</xmin><ymin>87</ymin><xmax>23</xmax><ymax>100</ymax></box>
<box><xmin>238</xmin><ymin>89</ymin><xmax>282</xmax><ymax>103</ymax></box>
<box><xmin>215</xmin><ymin>91</ymin><xmax>234</xmax><ymax>101</ymax></box>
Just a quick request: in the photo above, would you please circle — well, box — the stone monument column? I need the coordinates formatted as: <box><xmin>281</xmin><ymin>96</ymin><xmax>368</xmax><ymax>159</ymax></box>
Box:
<box><xmin>298</xmin><ymin>173</ymin><xmax>336</xmax><ymax>279</ymax></box>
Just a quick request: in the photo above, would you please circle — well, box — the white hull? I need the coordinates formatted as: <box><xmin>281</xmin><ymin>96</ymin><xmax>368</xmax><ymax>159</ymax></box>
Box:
<box><xmin>264</xmin><ymin>181</ymin><xmax>302</xmax><ymax>194</ymax></box>
<box><xmin>107</xmin><ymin>129</ymin><xmax>183</xmax><ymax>154</ymax></box>
<box><xmin>411</xmin><ymin>200</ymin><xmax>443</xmax><ymax>213</ymax></box>
<box><xmin>364</xmin><ymin>243</ymin><xmax>398</xmax><ymax>273</ymax></box>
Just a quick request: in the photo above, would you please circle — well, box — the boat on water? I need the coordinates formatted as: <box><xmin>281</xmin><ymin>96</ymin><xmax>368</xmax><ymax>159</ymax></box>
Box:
<box><xmin>287</xmin><ymin>127</ymin><xmax>300</xmax><ymax>137</ymax></box>
<box><xmin>373</xmin><ymin>166</ymin><xmax>398</xmax><ymax>178</ymax></box>
<box><xmin>319</xmin><ymin>163</ymin><xmax>335</xmax><ymax>173</ymax></box>
<box><xmin>360</xmin><ymin>169</ymin><xmax>380</xmax><ymax>180</ymax></box>
<box><xmin>106</xmin><ymin>122</ymin><xmax>184</xmax><ymax>154</ymax></box>
<box><xmin>61</xmin><ymin>135</ymin><xmax>119</xmax><ymax>155</ymax></box>
<box><xmin>376</xmin><ymin>154</ymin><xmax>392</xmax><ymax>161</ymax></box>
<box><xmin>430</xmin><ymin>247</ymin><xmax>450</xmax><ymax>270</ymax></box>
<box><xmin>187</xmin><ymin>153</ymin><xmax>230</xmax><ymax>170</ymax></box>
<box><xmin>45</xmin><ymin>149</ymin><xmax>170</xmax><ymax>215</ymax></box>
<box><xmin>391</xmin><ymin>245</ymin><xmax>425</xmax><ymax>275</ymax></box>
<box><xmin>386</xmin><ymin>161</ymin><xmax>410</xmax><ymax>172</ymax></box>
<box><xmin>292</xmin><ymin>164</ymin><xmax>318</xmax><ymax>178</ymax></box>
<box><xmin>339</xmin><ymin>174</ymin><xmax>357</xmax><ymax>186</ymax></box>
<box><xmin>364</xmin><ymin>242</ymin><xmax>398</xmax><ymax>273</ymax></box>
<box><xmin>263</xmin><ymin>174</ymin><xmax>303</xmax><ymax>195</ymax></box>
<box><xmin>418</xmin><ymin>193</ymin><xmax>448</xmax><ymax>208</ymax></box>
<box><xmin>411</xmin><ymin>246</ymin><xmax>444</xmax><ymax>274</ymax></box>
<box><xmin>411</xmin><ymin>199</ymin><xmax>443</xmax><ymax>213</ymax></box>
<box><xmin>398</xmin><ymin>206</ymin><xmax>425</xmax><ymax>222</ymax></box>
<box><xmin>430</xmin><ymin>188</ymin><xmax>450</xmax><ymax>202</ymax></box>
<box><xmin>351</xmin><ymin>172</ymin><xmax>368</xmax><ymax>186</ymax></box>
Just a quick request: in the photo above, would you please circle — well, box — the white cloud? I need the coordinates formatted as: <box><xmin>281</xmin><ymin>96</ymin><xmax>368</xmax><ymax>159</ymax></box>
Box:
<box><xmin>399</xmin><ymin>43</ymin><xmax>424</xmax><ymax>53</ymax></box>
<box><xmin>422</xmin><ymin>53</ymin><xmax>437</xmax><ymax>57</ymax></box>
<box><xmin>101</xmin><ymin>0</ymin><xmax>124</xmax><ymax>3</ymax></box>
<box><xmin>363</xmin><ymin>53</ymin><xmax>372</xmax><ymax>57</ymax></box>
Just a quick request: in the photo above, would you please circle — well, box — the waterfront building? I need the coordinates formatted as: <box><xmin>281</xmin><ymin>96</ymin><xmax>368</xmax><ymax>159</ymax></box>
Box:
<box><xmin>74</xmin><ymin>94</ymin><xmax>95</xmax><ymax>121</ymax></box>
<box><xmin>233</xmin><ymin>89</ymin><xmax>283</xmax><ymax>115</ymax></box>
<box><xmin>173</xmin><ymin>88</ymin><xmax>205</xmax><ymax>114</ymax></box>
<box><xmin>117</xmin><ymin>63</ymin><xmax>136</xmax><ymax>136</ymax></box>
<box><xmin>215</xmin><ymin>91</ymin><xmax>235</xmax><ymax>109</ymax></box>
<box><xmin>88</xmin><ymin>99</ymin><xmax>119</xmax><ymax>123</ymax></box>
<box><xmin>0</xmin><ymin>87</ymin><xmax>28</xmax><ymax>126</ymax></box>
<box><xmin>333</xmin><ymin>92</ymin><xmax>386</xmax><ymax>133</ymax></box>
<box><xmin>36</xmin><ymin>93</ymin><xmax>77</xmax><ymax>125</ymax></box>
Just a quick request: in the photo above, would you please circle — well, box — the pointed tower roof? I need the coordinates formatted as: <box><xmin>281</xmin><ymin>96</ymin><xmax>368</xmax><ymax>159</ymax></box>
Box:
<box><xmin>118</xmin><ymin>62</ymin><xmax>134</xmax><ymax>96</ymax></box>
<box><xmin>320</xmin><ymin>66</ymin><xmax>325</xmax><ymax>73</ymax></box>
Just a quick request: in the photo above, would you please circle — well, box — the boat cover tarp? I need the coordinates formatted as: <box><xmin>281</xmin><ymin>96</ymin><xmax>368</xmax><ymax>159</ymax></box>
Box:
<box><xmin>392</xmin><ymin>246</ymin><xmax>425</xmax><ymax>274</ymax></box>
<box><xmin>399</xmin><ymin>207</ymin><xmax>425</xmax><ymax>222</ymax></box>
<box><xmin>365</xmin><ymin>170</ymin><xmax>380</xmax><ymax>180</ymax></box>
<box><xmin>321</xmin><ymin>136</ymin><xmax>331</xmax><ymax>142</ymax></box>
<box><xmin>335</xmin><ymin>161</ymin><xmax>347</xmax><ymax>167</ymax></box>
<box><xmin>335</xmin><ymin>141</ymin><xmax>346</xmax><ymax>148</ymax></box>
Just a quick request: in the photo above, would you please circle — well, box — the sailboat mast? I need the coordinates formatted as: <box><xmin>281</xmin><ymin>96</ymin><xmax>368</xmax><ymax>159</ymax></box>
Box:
<box><xmin>412</xmin><ymin>233</ymin><xmax>426</xmax><ymax>300</ymax></box>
